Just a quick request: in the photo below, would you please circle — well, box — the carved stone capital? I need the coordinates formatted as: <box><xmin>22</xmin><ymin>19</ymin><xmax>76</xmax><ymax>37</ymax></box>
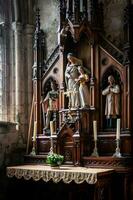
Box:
<box><xmin>12</xmin><ymin>22</ymin><xmax>22</xmax><ymax>33</ymax></box>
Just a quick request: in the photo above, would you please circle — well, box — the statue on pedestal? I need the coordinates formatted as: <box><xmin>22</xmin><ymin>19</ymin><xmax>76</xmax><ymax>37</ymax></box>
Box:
<box><xmin>42</xmin><ymin>81</ymin><xmax>59</xmax><ymax>133</ymax></box>
<box><xmin>65</xmin><ymin>53</ymin><xmax>90</xmax><ymax>109</ymax></box>
<box><xmin>65</xmin><ymin>53</ymin><xmax>81</xmax><ymax>109</ymax></box>
<box><xmin>102</xmin><ymin>75</ymin><xmax>120</xmax><ymax>128</ymax></box>
<box><xmin>76</xmin><ymin>66</ymin><xmax>90</xmax><ymax>108</ymax></box>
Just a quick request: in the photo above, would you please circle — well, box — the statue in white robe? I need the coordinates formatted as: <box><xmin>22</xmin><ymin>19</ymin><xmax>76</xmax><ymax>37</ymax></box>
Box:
<box><xmin>102</xmin><ymin>75</ymin><xmax>120</xmax><ymax>128</ymax></box>
<box><xmin>65</xmin><ymin>53</ymin><xmax>81</xmax><ymax>108</ymax></box>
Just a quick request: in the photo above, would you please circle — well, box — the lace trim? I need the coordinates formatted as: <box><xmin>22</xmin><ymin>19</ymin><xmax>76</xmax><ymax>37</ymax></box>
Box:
<box><xmin>6</xmin><ymin>165</ymin><xmax>113</xmax><ymax>184</ymax></box>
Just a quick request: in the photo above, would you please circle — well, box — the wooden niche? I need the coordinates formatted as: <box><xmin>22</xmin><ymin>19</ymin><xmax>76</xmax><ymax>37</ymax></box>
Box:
<box><xmin>37</xmin><ymin>77</ymin><xmax>59</xmax><ymax>154</ymax></box>
<box><xmin>96</xmin><ymin>46</ymin><xmax>133</xmax><ymax>157</ymax></box>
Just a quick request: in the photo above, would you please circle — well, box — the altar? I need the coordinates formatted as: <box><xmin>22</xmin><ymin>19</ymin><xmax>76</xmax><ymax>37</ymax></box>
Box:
<box><xmin>6</xmin><ymin>165</ymin><xmax>114</xmax><ymax>200</ymax></box>
<box><xmin>17</xmin><ymin>2</ymin><xmax>133</xmax><ymax>200</ymax></box>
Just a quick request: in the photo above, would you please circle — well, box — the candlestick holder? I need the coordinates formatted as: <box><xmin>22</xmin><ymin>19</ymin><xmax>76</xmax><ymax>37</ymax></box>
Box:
<box><xmin>91</xmin><ymin>140</ymin><xmax>99</xmax><ymax>157</ymax></box>
<box><xmin>49</xmin><ymin>136</ymin><xmax>54</xmax><ymax>155</ymax></box>
<box><xmin>113</xmin><ymin>139</ymin><xmax>122</xmax><ymax>158</ymax></box>
<box><xmin>30</xmin><ymin>141</ymin><xmax>36</xmax><ymax>155</ymax></box>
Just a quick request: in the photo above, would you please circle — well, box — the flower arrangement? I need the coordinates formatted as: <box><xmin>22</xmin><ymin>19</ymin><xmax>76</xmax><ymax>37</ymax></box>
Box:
<box><xmin>46</xmin><ymin>153</ymin><xmax>64</xmax><ymax>167</ymax></box>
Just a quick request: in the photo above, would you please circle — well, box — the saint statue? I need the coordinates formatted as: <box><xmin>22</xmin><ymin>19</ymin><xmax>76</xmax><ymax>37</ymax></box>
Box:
<box><xmin>65</xmin><ymin>53</ymin><xmax>81</xmax><ymax>108</ymax></box>
<box><xmin>42</xmin><ymin>81</ymin><xmax>59</xmax><ymax>131</ymax></box>
<box><xmin>75</xmin><ymin>66</ymin><xmax>90</xmax><ymax>108</ymax></box>
<box><xmin>102</xmin><ymin>75</ymin><xmax>120</xmax><ymax>128</ymax></box>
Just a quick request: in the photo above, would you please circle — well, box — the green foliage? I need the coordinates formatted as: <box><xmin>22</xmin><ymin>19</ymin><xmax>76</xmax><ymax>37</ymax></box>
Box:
<box><xmin>46</xmin><ymin>153</ymin><xmax>64</xmax><ymax>166</ymax></box>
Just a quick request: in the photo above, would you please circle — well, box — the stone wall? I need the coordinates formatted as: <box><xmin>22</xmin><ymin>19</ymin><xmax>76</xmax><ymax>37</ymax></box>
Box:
<box><xmin>102</xmin><ymin>0</ymin><xmax>127</xmax><ymax>49</ymax></box>
<box><xmin>0</xmin><ymin>0</ymin><xmax>34</xmax><ymax>169</ymax></box>
<box><xmin>0</xmin><ymin>122</ymin><xmax>26</xmax><ymax>168</ymax></box>
<box><xmin>37</xmin><ymin>0</ymin><xmax>59</xmax><ymax>59</ymax></box>
<box><xmin>0</xmin><ymin>122</ymin><xmax>26</xmax><ymax>200</ymax></box>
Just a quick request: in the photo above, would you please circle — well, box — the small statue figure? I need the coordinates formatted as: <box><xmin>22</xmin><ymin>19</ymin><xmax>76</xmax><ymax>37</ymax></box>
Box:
<box><xmin>65</xmin><ymin>53</ymin><xmax>81</xmax><ymax>108</ymax></box>
<box><xmin>75</xmin><ymin>66</ymin><xmax>90</xmax><ymax>108</ymax></box>
<box><xmin>59</xmin><ymin>24</ymin><xmax>70</xmax><ymax>51</ymax></box>
<box><xmin>42</xmin><ymin>81</ymin><xmax>59</xmax><ymax>131</ymax></box>
<box><xmin>102</xmin><ymin>75</ymin><xmax>120</xmax><ymax>128</ymax></box>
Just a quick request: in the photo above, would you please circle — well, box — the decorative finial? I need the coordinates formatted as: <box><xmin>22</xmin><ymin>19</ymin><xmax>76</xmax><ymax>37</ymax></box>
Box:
<box><xmin>35</xmin><ymin>8</ymin><xmax>40</xmax><ymax>32</ymax></box>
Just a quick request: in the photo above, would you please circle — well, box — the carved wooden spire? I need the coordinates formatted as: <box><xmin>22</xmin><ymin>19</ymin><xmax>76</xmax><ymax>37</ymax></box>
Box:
<box><xmin>123</xmin><ymin>1</ymin><xmax>133</xmax><ymax>65</ymax></box>
<box><xmin>32</xmin><ymin>8</ymin><xmax>44</xmax><ymax>154</ymax></box>
<box><xmin>65</xmin><ymin>0</ymin><xmax>88</xmax><ymax>24</ymax></box>
<box><xmin>35</xmin><ymin>8</ymin><xmax>41</xmax><ymax>33</ymax></box>
<box><xmin>60</xmin><ymin>0</ymin><xmax>103</xmax><ymax>28</ymax></box>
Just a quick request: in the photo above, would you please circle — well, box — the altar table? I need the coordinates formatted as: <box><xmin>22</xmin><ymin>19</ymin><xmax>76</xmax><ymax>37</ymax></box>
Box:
<box><xmin>6</xmin><ymin>165</ymin><xmax>114</xmax><ymax>200</ymax></box>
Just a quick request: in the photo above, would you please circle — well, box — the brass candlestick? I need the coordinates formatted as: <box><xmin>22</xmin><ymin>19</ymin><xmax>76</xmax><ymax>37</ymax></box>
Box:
<box><xmin>113</xmin><ymin>139</ymin><xmax>122</xmax><ymax>158</ymax></box>
<box><xmin>30</xmin><ymin>121</ymin><xmax>37</xmax><ymax>155</ymax></box>
<box><xmin>49</xmin><ymin>136</ymin><xmax>54</xmax><ymax>154</ymax></box>
<box><xmin>91</xmin><ymin>140</ymin><xmax>99</xmax><ymax>157</ymax></box>
<box><xmin>30</xmin><ymin>140</ymin><xmax>36</xmax><ymax>155</ymax></box>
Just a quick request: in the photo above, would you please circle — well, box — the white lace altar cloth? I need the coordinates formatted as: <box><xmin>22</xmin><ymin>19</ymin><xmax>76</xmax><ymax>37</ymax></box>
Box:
<box><xmin>6</xmin><ymin>165</ymin><xmax>113</xmax><ymax>184</ymax></box>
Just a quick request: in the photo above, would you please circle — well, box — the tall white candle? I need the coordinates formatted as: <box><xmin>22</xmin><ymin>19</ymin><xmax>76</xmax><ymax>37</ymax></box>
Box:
<box><xmin>50</xmin><ymin>121</ymin><xmax>54</xmax><ymax>136</ymax></box>
<box><xmin>73</xmin><ymin>0</ymin><xmax>75</xmax><ymax>13</ymax></box>
<box><xmin>33</xmin><ymin>121</ymin><xmax>37</xmax><ymax>141</ymax></box>
<box><xmin>80</xmin><ymin>0</ymin><xmax>83</xmax><ymax>12</ymax></box>
<box><xmin>116</xmin><ymin>118</ymin><xmax>120</xmax><ymax>140</ymax></box>
<box><xmin>93</xmin><ymin>120</ymin><xmax>97</xmax><ymax>141</ymax></box>
<box><xmin>67</xmin><ymin>0</ymin><xmax>69</xmax><ymax>11</ymax></box>
<box><xmin>91</xmin><ymin>45</ymin><xmax>94</xmax><ymax>76</ymax></box>
<box><xmin>16</xmin><ymin>122</ymin><xmax>20</xmax><ymax>131</ymax></box>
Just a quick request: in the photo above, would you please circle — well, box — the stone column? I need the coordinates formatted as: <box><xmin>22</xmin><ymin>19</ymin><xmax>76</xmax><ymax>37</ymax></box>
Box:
<box><xmin>12</xmin><ymin>22</ymin><xmax>25</xmax><ymax>145</ymax></box>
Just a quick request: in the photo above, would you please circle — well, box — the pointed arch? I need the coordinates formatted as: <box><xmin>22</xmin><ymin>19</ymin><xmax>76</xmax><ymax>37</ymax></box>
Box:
<box><xmin>57</xmin><ymin>126</ymin><xmax>74</xmax><ymax>164</ymax></box>
<box><xmin>42</xmin><ymin>77</ymin><xmax>59</xmax><ymax>98</ymax></box>
<box><xmin>101</xmin><ymin>66</ymin><xmax>122</xmax><ymax>90</ymax></box>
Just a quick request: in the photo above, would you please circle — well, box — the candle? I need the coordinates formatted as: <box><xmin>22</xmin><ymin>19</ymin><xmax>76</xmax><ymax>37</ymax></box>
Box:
<box><xmin>33</xmin><ymin>121</ymin><xmax>37</xmax><ymax>141</ymax></box>
<box><xmin>116</xmin><ymin>118</ymin><xmax>120</xmax><ymax>140</ymax></box>
<box><xmin>16</xmin><ymin>122</ymin><xmax>20</xmax><ymax>131</ymax></box>
<box><xmin>91</xmin><ymin>45</ymin><xmax>94</xmax><ymax>76</ymax></box>
<box><xmin>67</xmin><ymin>0</ymin><xmax>69</xmax><ymax>11</ymax></box>
<box><xmin>73</xmin><ymin>0</ymin><xmax>75</xmax><ymax>13</ymax></box>
<box><xmin>50</xmin><ymin>121</ymin><xmax>54</xmax><ymax>135</ymax></box>
<box><xmin>93</xmin><ymin>120</ymin><xmax>97</xmax><ymax>141</ymax></box>
<box><xmin>80</xmin><ymin>0</ymin><xmax>83</xmax><ymax>12</ymax></box>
